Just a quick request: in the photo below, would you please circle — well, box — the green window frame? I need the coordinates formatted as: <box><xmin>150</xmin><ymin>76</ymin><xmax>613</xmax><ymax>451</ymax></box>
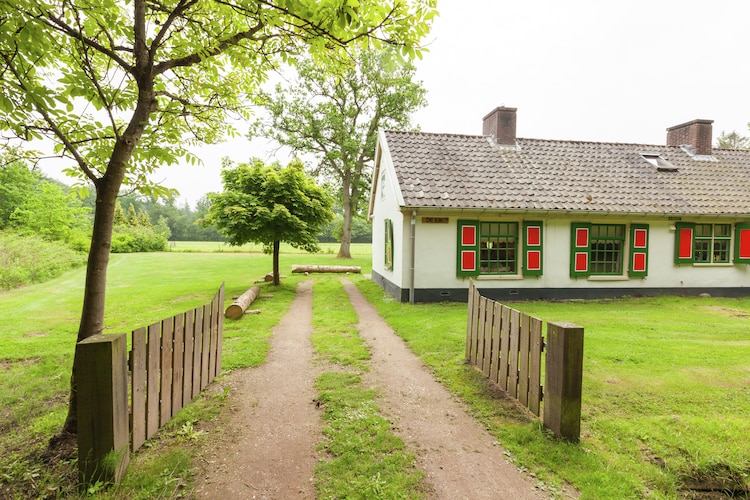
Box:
<box><xmin>676</xmin><ymin>222</ymin><xmax>741</xmax><ymax>265</ymax></box>
<box><xmin>570</xmin><ymin>223</ymin><xmax>626</xmax><ymax>277</ymax></box>
<box><xmin>457</xmin><ymin>220</ymin><xmax>541</xmax><ymax>277</ymax></box>
<box><xmin>694</xmin><ymin>224</ymin><xmax>731</xmax><ymax>263</ymax></box>
<box><xmin>384</xmin><ymin>219</ymin><xmax>394</xmax><ymax>271</ymax></box>
<box><xmin>479</xmin><ymin>222</ymin><xmax>518</xmax><ymax>275</ymax></box>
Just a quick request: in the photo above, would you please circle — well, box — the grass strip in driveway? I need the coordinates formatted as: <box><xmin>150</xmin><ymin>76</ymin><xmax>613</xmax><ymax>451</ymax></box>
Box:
<box><xmin>310</xmin><ymin>277</ymin><xmax>425</xmax><ymax>499</ymax></box>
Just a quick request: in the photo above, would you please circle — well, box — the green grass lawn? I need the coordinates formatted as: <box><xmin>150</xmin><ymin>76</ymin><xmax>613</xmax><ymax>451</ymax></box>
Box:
<box><xmin>1</xmin><ymin>243</ymin><xmax>748</xmax><ymax>498</ymax></box>
<box><xmin>356</xmin><ymin>282</ymin><xmax>750</xmax><ymax>498</ymax></box>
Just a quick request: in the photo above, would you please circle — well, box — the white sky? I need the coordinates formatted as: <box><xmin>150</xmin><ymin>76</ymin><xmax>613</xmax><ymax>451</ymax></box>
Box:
<box><xmin>43</xmin><ymin>0</ymin><xmax>750</xmax><ymax>207</ymax></box>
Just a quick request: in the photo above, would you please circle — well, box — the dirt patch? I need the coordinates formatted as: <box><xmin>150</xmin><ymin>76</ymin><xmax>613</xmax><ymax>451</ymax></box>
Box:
<box><xmin>194</xmin><ymin>279</ymin><xmax>549</xmax><ymax>499</ymax></box>
<box><xmin>0</xmin><ymin>357</ymin><xmax>41</xmax><ymax>371</ymax></box>
<box><xmin>701</xmin><ymin>306</ymin><xmax>750</xmax><ymax>318</ymax></box>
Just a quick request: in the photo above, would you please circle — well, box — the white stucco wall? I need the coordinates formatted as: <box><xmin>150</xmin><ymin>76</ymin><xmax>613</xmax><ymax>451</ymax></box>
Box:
<box><xmin>402</xmin><ymin>214</ymin><xmax>750</xmax><ymax>292</ymax></box>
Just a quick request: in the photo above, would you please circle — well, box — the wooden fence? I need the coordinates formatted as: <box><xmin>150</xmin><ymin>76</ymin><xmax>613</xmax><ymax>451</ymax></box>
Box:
<box><xmin>465</xmin><ymin>280</ymin><xmax>584</xmax><ymax>441</ymax></box>
<box><xmin>130</xmin><ymin>282</ymin><xmax>225</xmax><ymax>451</ymax></box>
<box><xmin>77</xmin><ymin>283</ymin><xmax>225</xmax><ymax>484</ymax></box>
<box><xmin>465</xmin><ymin>280</ymin><xmax>544</xmax><ymax>416</ymax></box>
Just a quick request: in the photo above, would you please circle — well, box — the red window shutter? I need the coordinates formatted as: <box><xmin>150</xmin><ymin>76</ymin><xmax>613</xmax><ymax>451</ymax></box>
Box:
<box><xmin>523</xmin><ymin>221</ymin><xmax>543</xmax><ymax>276</ymax></box>
<box><xmin>734</xmin><ymin>223</ymin><xmax>750</xmax><ymax>264</ymax></box>
<box><xmin>628</xmin><ymin>224</ymin><xmax>649</xmax><ymax>277</ymax></box>
<box><xmin>570</xmin><ymin>223</ymin><xmax>591</xmax><ymax>277</ymax></box>
<box><xmin>457</xmin><ymin>220</ymin><xmax>480</xmax><ymax>277</ymax></box>
<box><xmin>674</xmin><ymin>223</ymin><xmax>695</xmax><ymax>264</ymax></box>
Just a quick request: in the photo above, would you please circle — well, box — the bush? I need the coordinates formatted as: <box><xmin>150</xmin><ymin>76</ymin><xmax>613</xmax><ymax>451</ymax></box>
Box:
<box><xmin>0</xmin><ymin>232</ymin><xmax>86</xmax><ymax>290</ymax></box>
<box><xmin>110</xmin><ymin>225</ymin><xmax>168</xmax><ymax>253</ymax></box>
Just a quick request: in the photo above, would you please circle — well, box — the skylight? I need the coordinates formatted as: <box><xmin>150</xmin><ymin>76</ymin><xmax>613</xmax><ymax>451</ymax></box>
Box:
<box><xmin>640</xmin><ymin>153</ymin><xmax>678</xmax><ymax>172</ymax></box>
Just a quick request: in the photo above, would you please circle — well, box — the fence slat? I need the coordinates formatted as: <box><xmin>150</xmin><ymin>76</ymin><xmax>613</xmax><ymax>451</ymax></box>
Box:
<box><xmin>489</xmin><ymin>301</ymin><xmax>502</xmax><ymax>384</ymax></box>
<box><xmin>518</xmin><ymin>314</ymin><xmax>531</xmax><ymax>406</ymax></box>
<box><xmin>183</xmin><ymin>309</ymin><xmax>195</xmax><ymax>405</ymax></box>
<box><xmin>508</xmin><ymin>309</ymin><xmax>520</xmax><ymax>398</ymax></box>
<box><xmin>160</xmin><ymin>317</ymin><xmax>174</xmax><ymax>426</ymax></box>
<box><xmin>476</xmin><ymin>297</ymin><xmax>487</xmax><ymax>366</ymax></box>
<box><xmin>172</xmin><ymin>313</ymin><xmax>185</xmax><ymax>416</ymax></box>
<box><xmin>482</xmin><ymin>300</ymin><xmax>494</xmax><ymax>376</ymax></box>
<box><xmin>528</xmin><ymin>317</ymin><xmax>543</xmax><ymax>416</ymax></box>
<box><xmin>465</xmin><ymin>281</ymin><xmax>476</xmax><ymax>361</ymax></box>
<box><xmin>498</xmin><ymin>305</ymin><xmax>511</xmax><ymax>391</ymax></box>
<box><xmin>216</xmin><ymin>284</ymin><xmax>224</xmax><ymax>375</ymax></box>
<box><xmin>192</xmin><ymin>306</ymin><xmax>203</xmax><ymax>398</ymax></box>
<box><xmin>146</xmin><ymin>322</ymin><xmax>161</xmax><ymax>440</ymax></box>
<box><xmin>200</xmin><ymin>303</ymin><xmax>211</xmax><ymax>390</ymax></box>
<box><xmin>209</xmin><ymin>292</ymin><xmax>219</xmax><ymax>381</ymax></box>
<box><xmin>131</xmin><ymin>327</ymin><xmax>147</xmax><ymax>451</ymax></box>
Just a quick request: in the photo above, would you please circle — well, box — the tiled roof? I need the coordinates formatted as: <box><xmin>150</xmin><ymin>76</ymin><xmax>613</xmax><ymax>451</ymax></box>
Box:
<box><xmin>384</xmin><ymin>130</ymin><xmax>750</xmax><ymax>215</ymax></box>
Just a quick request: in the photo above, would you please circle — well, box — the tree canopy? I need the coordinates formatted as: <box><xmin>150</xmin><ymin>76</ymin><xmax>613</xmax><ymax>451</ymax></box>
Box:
<box><xmin>716</xmin><ymin>129</ymin><xmax>750</xmax><ymax>149</ymax></box>
<box><xmin>204</xmin><ymin>158</ymin><xmax>334</xmax><ymax>284</ymax></box>
<box><xmin>253</xmin><ymin>47</ymin><xmax>426</xmax><ymax>258</ymax></box>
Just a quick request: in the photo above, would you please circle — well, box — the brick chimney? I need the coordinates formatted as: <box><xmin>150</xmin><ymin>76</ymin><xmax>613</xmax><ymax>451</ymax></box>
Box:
<box><xmin>666</xmin><ymin>119</ymin><xmax>713</xmax><ymax>156</ymax></box>
<box><xmin>483</xmin><ymin>106</ymin><xmax>517</xmax><ymax>145</ymax></box>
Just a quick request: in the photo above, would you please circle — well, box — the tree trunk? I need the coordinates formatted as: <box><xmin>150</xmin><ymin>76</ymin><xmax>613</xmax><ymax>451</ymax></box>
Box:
<box><xmin>272</xmin><ymin>240</ymin><xmax>280</xmax><ymax>286</ymax></box>
<box><xmin>60</xmin><ymin>86</ymin><xmax>156</xmax><ymax>436</ymax></box>
<box><xmin>225</xmin><ymin>286</ymin><xmax>261</xmax><ymax>319</ymax></box>
<box><xmin>291</xmin><ymin>265</ymin><xmax>361</xmax><ymax>273</ymax></box>
<box><xmin>61</xmin><ymin>172</ymin><xmax>124</xmax><ymax>435</ymax></box>
<box><xmin>337</xmin><ymin>172</ymin><xmax>353</xmax><ymax>259</ymax></box>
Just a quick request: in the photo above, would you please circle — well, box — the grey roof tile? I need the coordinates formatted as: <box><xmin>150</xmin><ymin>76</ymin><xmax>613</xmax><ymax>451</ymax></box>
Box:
<box><xmin>383</xmin><ymin>130</ymin><xmax>750</xmax><ymax>215</ymax></box>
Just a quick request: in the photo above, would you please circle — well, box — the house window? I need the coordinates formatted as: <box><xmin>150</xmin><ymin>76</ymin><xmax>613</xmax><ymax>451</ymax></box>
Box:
<box><xmin>676</xmin><ymin>222</ymin><xmax>750</xmax><ymax>265</ymax></box>
<box><xmin>571</xmin><ymin>223</ymin><xmax>647</xmax><ymax>278</ymax></box>
<box><xmin>694</xmin><ymin>224</ymin><xmax>730</xmax><ymax>263</ymax></box>
<box><xmin>384</xmin><ymin>219</ymin><xmax>394</xmax><ymax>271</ymax></box>
<box><xmin>457</xmin><ymin>220</ymin><xmax>543</xmax><ymax>277</ymax></box>
<box><xmin>480</xmin><ymin>222</ymin><xmax>518</xmax><ymax>274</ymax></box>
<box><xmin>589</xmin><ymin>224</ymin><xmax>625</xmax><ymax>275</ymax></box>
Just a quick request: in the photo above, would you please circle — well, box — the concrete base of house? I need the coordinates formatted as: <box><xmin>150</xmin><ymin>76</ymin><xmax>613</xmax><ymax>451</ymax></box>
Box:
<box><xmin>371</xmin><ymin>272</ymin><xmax>750</xmax><ymax>303</ymax></box>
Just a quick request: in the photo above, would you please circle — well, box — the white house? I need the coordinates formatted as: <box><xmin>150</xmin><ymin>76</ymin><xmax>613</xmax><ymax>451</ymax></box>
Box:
<box><xmin>368</xmin><ymin>106</ymin><xmax>750</xmax><ymax>302</ymax></box>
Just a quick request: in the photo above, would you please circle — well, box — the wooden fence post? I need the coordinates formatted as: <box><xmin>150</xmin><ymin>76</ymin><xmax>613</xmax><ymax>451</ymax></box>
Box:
<box><xmin>543</xmin><ymin>322</ymin><xmax>584</xmax><ymax>442</ymax></box>
<box><xmin>76</xmin><ymin>334</ymin><xmax>130</xmax><ymax>485</ymax></box>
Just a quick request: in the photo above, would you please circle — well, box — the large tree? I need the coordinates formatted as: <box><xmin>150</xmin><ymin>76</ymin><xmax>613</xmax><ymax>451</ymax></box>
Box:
<box><xmin>253</xmin><ymin>48</ymin><xmax>427</xmax><ymax>258</ymax></box>
<box><xmin>0</xmin><ymin>0</ymin><xmax>436</xmax><ymax>439</ymax></box>
<box><xmin>204</xmin><ymin>158</ymin><xmax>334</xmax><ymax>285</ymax></box>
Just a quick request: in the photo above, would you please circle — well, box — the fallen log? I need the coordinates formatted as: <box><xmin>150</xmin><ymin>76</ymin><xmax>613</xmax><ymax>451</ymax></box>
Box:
<box><xmin>225</xmin><ymin>285</ymin><xmax>260</xmax><ymax>320</ymax></box>
<box><xmin>291</xmin><ymin>265</ymin><xmax>361</xmax><ymax>274</ymax></box>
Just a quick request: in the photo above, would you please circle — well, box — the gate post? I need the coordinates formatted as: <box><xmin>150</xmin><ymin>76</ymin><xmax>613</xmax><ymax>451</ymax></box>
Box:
<box><xmin>543</xmin><ymin>322</ymin><xmax>584</xmax><ymax>442</ymax></box>
<box><xmin>76</xmin><ymin>334</ymin><xmax>130</xmax><ymax>485</ymax></box>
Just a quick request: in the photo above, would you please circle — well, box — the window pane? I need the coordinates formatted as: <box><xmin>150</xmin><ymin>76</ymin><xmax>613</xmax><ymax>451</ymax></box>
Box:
<box><xmin>588</xmin><ymin>224</ymin><xmax>625</xmax><ymax>275</ymax></box>
<box><xmin>715</xmin><ymin>224</ymin><xmax>731</xmax><ymax>237</ymax></box>
<box><xmin>714</xmin><ymin>240</ymin><xmax>729</xmax><ymax>262</ymax></box>
<box><xmin>694</xmin><ymin>240</ymin><xmax>710</xmax><ymax>262</ymax></box>
<box><xmin>479</xmin><ymin>222</ymin><xmax>518</xmax><ymax>274</ymax></box>
<box><xmin>695</xmin><ymin>224</ymin><xmax>712</xmax><ymax>237</ymax></box>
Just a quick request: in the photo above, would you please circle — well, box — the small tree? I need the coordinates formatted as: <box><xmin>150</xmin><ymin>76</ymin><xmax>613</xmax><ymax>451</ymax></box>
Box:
<box><xmin>716</xmin><ymin>129</ymin><xmax>750</xmax><ymax>149</ymax></box>
<box><xmin>204</xmin><ymin>158</ymin><xmax>333</xmax><ymax>285</ymax></box>
<box><xmin>253</xmin><ymin>48</ymin><xmax>427</xmax><ymax>258</ymax></box>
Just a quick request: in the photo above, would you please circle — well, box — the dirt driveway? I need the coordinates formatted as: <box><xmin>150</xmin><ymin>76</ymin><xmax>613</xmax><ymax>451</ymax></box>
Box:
<box><xmin>194</xmin><ymin>280</ymin><xmax>547</xmax><ymax>499</ymax></box>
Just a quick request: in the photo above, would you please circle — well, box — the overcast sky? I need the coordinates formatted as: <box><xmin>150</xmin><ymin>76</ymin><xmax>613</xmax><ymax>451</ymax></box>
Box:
<box><xmin>49</xmin><ymin>0</ymin><xmax>750</xmax><ymax>207</ymax></box>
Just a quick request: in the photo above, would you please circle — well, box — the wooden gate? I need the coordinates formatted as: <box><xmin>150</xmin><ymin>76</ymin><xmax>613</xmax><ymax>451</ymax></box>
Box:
<box><xmin>465</xmin><ymin>280</ymin><xmax>544</xmax><ymax>416</ymax></box>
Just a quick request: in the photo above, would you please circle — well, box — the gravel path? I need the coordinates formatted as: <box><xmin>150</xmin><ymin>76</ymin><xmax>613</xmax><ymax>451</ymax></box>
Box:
<box><xmin>194</xmin><ymin>279</ymin><xmax>547</xmax><ymax>499</ymax></box>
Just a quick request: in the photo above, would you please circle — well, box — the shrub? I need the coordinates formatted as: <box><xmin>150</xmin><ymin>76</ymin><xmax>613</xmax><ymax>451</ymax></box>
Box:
<box><xmin>110</xmin><ymin>225</ymin><xmax>168</xmax><ymax>253</ymax></box>
<box><xmin>0</xmin><ymin>232</ymin><xmax>86</xmax><ymax>290</ymax></box>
